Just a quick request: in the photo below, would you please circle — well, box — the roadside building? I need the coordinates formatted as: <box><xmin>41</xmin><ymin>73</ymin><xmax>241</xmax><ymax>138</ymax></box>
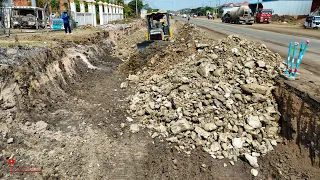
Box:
<box><xmin>13</xmin><ymin>0</ymin><xmax>30</xmax><ymax>6</ymax></box>
<box><xmin>311</xmin><ymin>0</ymin><xmax>320</xmax><ymax>12</ymax></box>
<box><xmin>221</xmin><ymin>0</ymin><xmax>317</xmax><ymax>16</ymax></box>
<box><xmin>12</xmin><ymin>0</ymin><xmax>69</xmax><ymax>13</ymax></box>
<box><xmin>251</xmin><ymin>0</ymin><xmax>314</xmax><ymax>16</ymax></box>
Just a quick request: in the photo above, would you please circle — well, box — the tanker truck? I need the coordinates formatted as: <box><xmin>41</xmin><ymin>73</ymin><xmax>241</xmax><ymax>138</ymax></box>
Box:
<box><xmin>222</xmin><ymin>5</ymin><xmax>254</xmax><ymax>25</ymax></box>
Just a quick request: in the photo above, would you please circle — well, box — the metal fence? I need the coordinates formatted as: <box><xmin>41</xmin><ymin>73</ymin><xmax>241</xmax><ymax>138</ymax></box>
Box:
<box><xmin>75</xmin><ymin>12</ymin><xmax>94</xmax><ymax>26</ymax></box>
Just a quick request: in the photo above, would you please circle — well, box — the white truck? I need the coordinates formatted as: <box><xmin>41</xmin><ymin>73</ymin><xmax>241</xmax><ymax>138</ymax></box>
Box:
<box><xmin>304</xmin><ymin>16</ymin><xmax>320</xmax><ymax>29</ymax></box>
<box><xmin>222</xmin><ymin>5</ymin><xmax>254</xmax><ymax>25</ymax></box>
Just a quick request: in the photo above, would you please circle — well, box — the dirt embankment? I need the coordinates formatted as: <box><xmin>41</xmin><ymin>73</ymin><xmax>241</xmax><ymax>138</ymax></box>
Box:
<box><xmin>0</xmin><ymin>31</ymin><xmax>114</xmax><ymax>178</ymax></box>
<box><xmin>0</xmin><ymin>20</ymin><xmax>148</xmax><ymax>179</ymax></box>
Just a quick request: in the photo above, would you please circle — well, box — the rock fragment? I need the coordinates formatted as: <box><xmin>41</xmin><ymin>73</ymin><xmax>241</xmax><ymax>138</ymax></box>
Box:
<box><xmin>120</xmin><ymin>82</ymin><xmax>128</xmax><ymax>88</ymax></box>
<box><xmin>203</xmin><ymin>123</ymin><xmax>217</xmax><ymax>131</ymax></box>
<box><xmin>7</xmin><ymin>138</ymin><xmax>14</xmax><ymax>144</ymax></box>
<box><xmin>128</xmin><ymin>75</ymin><xmax>139</xmax><ymax>81</ymax></box>
<box><xmin>245</xmin><ymin>154</ymin><xmax>259</xmax><ymax>168</ymax></box>
<box><xmin>171</xmin><ymin>119</ymin><xmax>193</xmax><ymax>134</ymax></box>
<box><xmin>251</xmin><ymin>169</ymin><xmax>259</xmax><ymax>177</ymax></box>
<box><xmin>130</xmin><ymin>124</ymin><xmax>140</xmax><ymax>133</ymax></box>
<box><xmin>195</xmin><ymin>126</ymin><xmax>210</xmax><ymax>139</ymax></box>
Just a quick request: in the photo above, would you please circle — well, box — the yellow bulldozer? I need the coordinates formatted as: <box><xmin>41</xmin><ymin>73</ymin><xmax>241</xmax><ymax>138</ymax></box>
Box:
<box><xmin>137</xmin><ymin>11</ymin><xmax>173</xmax><ymax>50</ymax></box>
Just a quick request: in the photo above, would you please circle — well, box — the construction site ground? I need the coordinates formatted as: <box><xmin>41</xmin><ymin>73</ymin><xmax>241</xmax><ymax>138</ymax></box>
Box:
<box><xmin>0</xmin><ymin>19</ymin><xmax>319</xmax><ymax>180</ymax></box>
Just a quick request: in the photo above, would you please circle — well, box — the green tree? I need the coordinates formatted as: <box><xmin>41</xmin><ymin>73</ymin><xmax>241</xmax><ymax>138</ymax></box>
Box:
<box><xmin>50</xmin><ymin>0</ymin><xmax>60</xmax><ymax>13</ymax></box>
<box><xmin>116</xmin><ymin>0</ymin><xmax>124</xmax><ymax>4</ymax></box>
<box><xmin>124</xmin><ymin>4</ymin><xmax>134</xmax><ymax>17</ymax></box>
<box><xmin>128</xmin><ymin>0</ymin><xmax>143</xmax><ymax>16</ymax></box>
<box><xmin>38</xmin><ymin>0</ymin><xmax>44</xmax><ymax>8</ymax></box>
<box><xmin>64</xmin><ymin>2</ymin><xmax>69</xmax><ymax>9</ymax></box>
<box><xmin>75</xmin><ymin>0</ymin><xmax>80</xmax><ymax>12</ymax></box>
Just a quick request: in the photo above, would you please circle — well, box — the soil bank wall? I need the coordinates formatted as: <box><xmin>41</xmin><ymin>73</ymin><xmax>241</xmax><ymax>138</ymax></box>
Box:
<box><xmin>274</xmin><ymin>79</ymin><xmax>320</xmax><ymax>168</ymax></box>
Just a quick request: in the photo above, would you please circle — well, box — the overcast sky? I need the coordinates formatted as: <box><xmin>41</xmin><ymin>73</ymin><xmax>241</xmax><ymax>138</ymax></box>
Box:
<box><xmin>124</xmin><ymin>0</ymin><xmax>246</xmax><ymax>11</ymax></box>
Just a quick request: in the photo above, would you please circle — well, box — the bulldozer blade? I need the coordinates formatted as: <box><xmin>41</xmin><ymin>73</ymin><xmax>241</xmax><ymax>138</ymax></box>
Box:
<box><xmin>137</xmin><ymin>41</ymin><xmax>154</xmax><ymax>51</ymax></box>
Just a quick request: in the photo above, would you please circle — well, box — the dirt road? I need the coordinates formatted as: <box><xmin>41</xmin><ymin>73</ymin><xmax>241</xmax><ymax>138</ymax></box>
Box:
<box><xmin>197</xmin><ymin>17</ymin><xmax>320</xmax><ymax>39</ymax></box>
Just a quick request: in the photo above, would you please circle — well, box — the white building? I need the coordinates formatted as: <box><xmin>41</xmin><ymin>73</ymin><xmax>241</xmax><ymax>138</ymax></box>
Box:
<box><xmin>260</xmin><ymin>0</ymin><xmax>313</xmax><ymax>15</ymax></box>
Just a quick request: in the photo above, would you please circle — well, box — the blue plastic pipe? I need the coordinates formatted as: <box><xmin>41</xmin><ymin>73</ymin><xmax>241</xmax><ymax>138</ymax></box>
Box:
<box><xmin>300</xmin><ymin>40</ymin><xmax>310</xmax><ymax>60</ymax></box>
<box><xmin>292</xmin><ymin>43</ymin><xmax>304</xmax><ymax>77</ymax></box>
<box><xmin>285</xmin><ymin>42</ymin><xmax>293</xmax><ymax>75</ymax></box>
<box><xmin>293</xmin><ymin>40</ymin><xmax>310</xmax><ymax>77</ymax></box>
<box><xmin>289</xmin><ymin>42</ymin><xmax>299</xmax><ymax>75</ymax></box>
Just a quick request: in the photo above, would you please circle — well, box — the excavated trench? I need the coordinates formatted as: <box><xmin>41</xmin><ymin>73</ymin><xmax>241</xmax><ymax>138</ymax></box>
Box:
<box><xmin>0</xmin><ymin>21</ymin><xmax>319</xmax><ymax>179</ymax></box>
<box><xmin>275</xmin><ymin>79</ymin><xmax>320</xmax><ymax>167</ymax></box>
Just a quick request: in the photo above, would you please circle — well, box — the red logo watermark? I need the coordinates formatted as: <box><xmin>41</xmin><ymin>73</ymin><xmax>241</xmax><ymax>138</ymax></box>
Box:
<box><xmin>8</xmin><ymin>158</ymin><xmax>42</xmax><ymax>173</ymax></box>
<box><xmin>8</xmin><ymin>159</ymin><xmax>14</xmax><ymax>165</ymax></box>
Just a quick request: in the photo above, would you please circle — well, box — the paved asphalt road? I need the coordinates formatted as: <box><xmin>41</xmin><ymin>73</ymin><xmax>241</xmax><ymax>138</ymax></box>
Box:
<box><xmin>176</xmin><ymin>17</ymin><xmax>320</xmax><ymax>76</ymax></box>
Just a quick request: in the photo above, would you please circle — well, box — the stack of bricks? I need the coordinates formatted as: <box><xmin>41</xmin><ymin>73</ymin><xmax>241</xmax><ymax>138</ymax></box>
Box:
<box><xmin>13</xmin><ymin>0</ymin><xmax>30</xmax><ymax>6</ymax></box>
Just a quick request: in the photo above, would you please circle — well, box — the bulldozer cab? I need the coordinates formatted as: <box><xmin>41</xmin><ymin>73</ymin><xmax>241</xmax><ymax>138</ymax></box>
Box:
<box><xmin>137</xmin><ymin>11</ymin><xmax>172</xmax><ymax>51</ymax></box>
<box><xmin>146</xmin><ymin>11</ymin><xmax>171</xmax><ymax>41</ymax></box>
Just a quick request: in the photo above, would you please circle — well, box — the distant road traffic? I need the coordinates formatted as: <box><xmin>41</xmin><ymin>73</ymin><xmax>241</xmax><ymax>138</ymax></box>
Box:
<box><xmin>175</xmin><ymin>16</ymin><xmax>320</xmax><ymax>76</ymax></box>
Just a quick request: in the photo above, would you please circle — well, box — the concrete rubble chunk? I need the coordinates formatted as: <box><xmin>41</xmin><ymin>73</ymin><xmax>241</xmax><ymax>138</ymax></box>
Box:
<box><xmin>35</xmin><ymin>121</ymin><xmax>48</xmax><ymax>132</ymax></box>
<box><xmin>130</xmin><ymin>124</ymin><xmax>140</xmax><ymax>133</ymax></box>
<box><xmin>257</xmin><ymin>60</ymin><xmax>266</xmax><ymax>68</ymax></box>
<box><xmin>232</xmin><ymin>138</ymin><xmax>243</xmax><ymax>149</ymax></box>
<box><xmin>210</xmin><ymin>142</ymin><xmax>221</xmax><ymax>152</ymax></box>
<box><xmin>178</xmin><ymin>85</ymin><xmax>189</xmax><ymax>92</ymax></box>
<box><xmin>209</xmin><ymin>53</ymin><xmax>218</xmax><ymax>59</ymax></box>
<box><xmin>247</xmin><ymin>115</ymin><xmax>262</xmax><ymax>129</ymax></box>
<box><xmin>245</xmin><ymin>154</ymin><xmax>259</xmax><ymax>168</ymax></box>
<box><xmin>7</xmin><ymin>138</ymin><xmax>14</xmax><ymax>144</ymax></box>
<box><xmin>120</xmin><ymin>82</ymin><xmax>128</xmax><ymax>88</ymax></box>
<box><xmin>241</xmin><ymin>84</ymin><xmax>268</xmax><ymax>95</ymax></box>
<box><xmin>251</xmin><ymin>169</ymin><xmax>259</xmax><ymax>177</ymax></box>
<box><xmin>128</xmin><ymin>75</ymin><xmax>139</xmax><ymax>81</ymax></box>
<box><xmin>244</xmin><ymin>61</ymin><xmax>255</xmax><ymax>69</ymax></box>
<box><xmin>195</xmin><ymin>126</ymin><xmax>211</xmax><ymax>139</ymax></box>
<box><xmin>197</xmin><ymin>61</ymin><xmax>215</xmax><ymax>78</ymax></box>
<box><xmin>203</xmin><ymin>123</ymin><xmax>217</xmax><ymax>131</ymax></box>
<box><xmin>171</xmin><ymin>119</ymin><xmax>193</xmax><ymax>134</ymax></box>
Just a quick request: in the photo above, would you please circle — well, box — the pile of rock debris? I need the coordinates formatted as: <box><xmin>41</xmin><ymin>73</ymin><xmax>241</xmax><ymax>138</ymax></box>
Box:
<box><xmin>126</xmin><ymin>34</ymin><xmax>283</xmax><ymax>173</ymax></box>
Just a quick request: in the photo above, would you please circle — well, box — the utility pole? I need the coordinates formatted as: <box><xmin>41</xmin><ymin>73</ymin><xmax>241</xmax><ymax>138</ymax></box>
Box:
<box><xmin>136</xmin><ymin>0</ymin><xmax>138</xmax><ymax>17</ymax></box>
<box><xmin>209</xmin><ymin>1</ymin><xmax>212</xmax><ymax>7</ymax></box>
<box><xmin>31</xmin><ymin>0</ymin><xmax>36</xmax><ymax>7</ymax></box>
<box><xmin>256</xmin><ymin>0</ymin><xmax>259</xmax><ymax>15</ymax></box>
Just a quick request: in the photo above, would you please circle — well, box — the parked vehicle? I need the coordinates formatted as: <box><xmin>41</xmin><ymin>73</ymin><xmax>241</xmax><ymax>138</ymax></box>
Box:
<box><xmin>182</xmin><ymin>14</ymin><xmax>187</xmax><ymax>18</ymax></box>
<box><xmin>207</xmin><ymin>14</ymin><xmax>214</xmax><ymax>20</ymax></box>
<box><xmin>304</xmin><ymin>16</ymin><xmax>320</xmax><ymax>29</ymax></box>
<box><xmin>249</xmin><ymin>3</ymin><xmax>273</xmax><ymax>23</ymax></box>
<box><xmin>222</xmin><ymin>5</ymin><xmax>254</xmax><ymax>25</ymax></box>
<box><xmin>255</xmin><ymin>8</ymin><xmax>273</xmax><ymax>23</ymax></box>
<box><xmin>0</xmin><ymin>6</ymin><xmax>45</xmax><ymax>29</ymax></box>
<box><xmin>221</xmin><ymin>7</ymin><xmax>233</xmax><ymax>22</ymax></box>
